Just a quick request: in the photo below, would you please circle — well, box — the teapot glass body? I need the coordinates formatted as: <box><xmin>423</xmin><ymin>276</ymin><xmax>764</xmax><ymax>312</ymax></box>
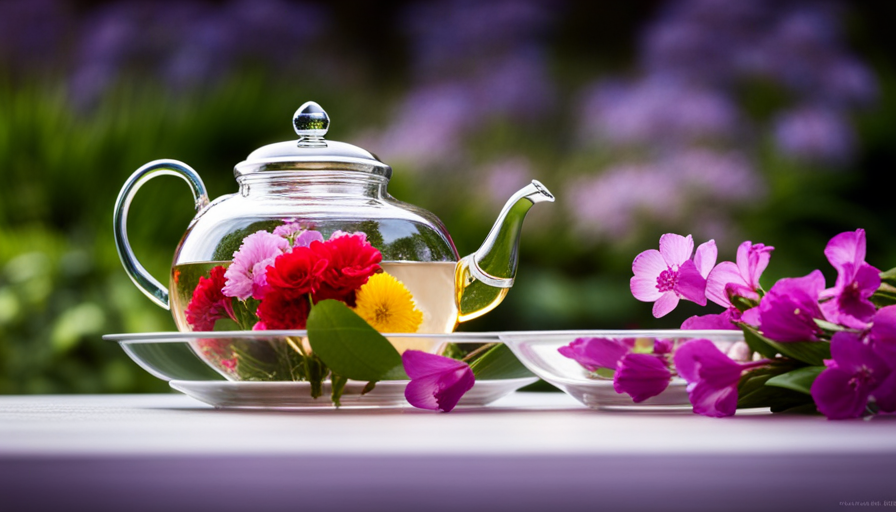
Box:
<box><xmin>170</xmin><ymin>170</ymin><xmax>461</xmax><ymax>334</ymax></box>
<box><xmin>113</xmin><ymin>101</ymin><xmax>553</xmax><ymax>341</ymax></box>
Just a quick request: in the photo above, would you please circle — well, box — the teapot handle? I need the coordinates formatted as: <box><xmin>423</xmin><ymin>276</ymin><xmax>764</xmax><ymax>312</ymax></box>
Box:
<box><xmin>113</xmin><ymin>159</ymin><xmax>209</xmax><ymax>310</ymax></box>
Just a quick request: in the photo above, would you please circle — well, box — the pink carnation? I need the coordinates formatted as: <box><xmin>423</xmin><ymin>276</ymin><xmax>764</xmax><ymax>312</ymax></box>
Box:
<box><xmin>222</xmin><ymin>230</ymin><xmax>290</xmax><ymax>301</ymax></box>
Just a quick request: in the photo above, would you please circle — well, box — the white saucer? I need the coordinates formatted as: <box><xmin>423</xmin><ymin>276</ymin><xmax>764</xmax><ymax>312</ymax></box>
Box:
<box><xmin>170</xmin><ymin>377</ymin><xmax>538</xmax><ymax>410</ymax></box>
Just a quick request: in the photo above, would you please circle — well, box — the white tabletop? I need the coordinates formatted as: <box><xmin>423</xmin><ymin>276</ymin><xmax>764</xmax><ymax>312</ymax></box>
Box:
<box><xmin>1</xmin><ymin>392</ymin><xmax>894</xmax><ymax>512</ymax></box>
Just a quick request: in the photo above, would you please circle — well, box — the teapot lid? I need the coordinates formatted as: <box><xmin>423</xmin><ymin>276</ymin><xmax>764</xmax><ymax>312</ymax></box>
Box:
<box><xmin>234</xmin><ymin>101</ymin><xmax>392</xmax><ymax>179</ymax></box>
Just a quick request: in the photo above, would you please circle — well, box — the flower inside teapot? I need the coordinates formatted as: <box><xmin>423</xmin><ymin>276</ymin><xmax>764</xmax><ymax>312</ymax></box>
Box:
<box><xmin>114</xmin><ymin>101</ymin><xmax>554</xmax><ymax>340</ymax></box>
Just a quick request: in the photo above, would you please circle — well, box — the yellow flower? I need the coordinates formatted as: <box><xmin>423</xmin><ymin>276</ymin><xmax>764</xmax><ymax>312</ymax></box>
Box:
<box><xmin>354</xmin><ymin>273</ymin><xmax>423</xmax><ymax>333</ymax></box>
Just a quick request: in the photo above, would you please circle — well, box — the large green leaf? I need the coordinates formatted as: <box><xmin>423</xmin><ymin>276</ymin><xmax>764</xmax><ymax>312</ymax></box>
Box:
<box><xmin>740</xmin><ymin>325</ymin><xmax>780</xmax><ymax>359</ymax></box>
<box><xmin>306</xmin><ymin>300</ymin><xmax>408</xmax><ymax>382</ymax></box>
<box><xmin>468</xmin><ymin>343</ymin><xmax>534</xmax><ymax>380</ymax></box>
<box><xmin>737</xmin><ymin>367</ymin><xmax>783</xmax><ymax>409</ymax></box>
<box><xmin>764</xmin><ymin>339</ymin><xmax>830</xmax><ymax>366</ymax></box>
<box><xmin>871</xmin><ymin>278</ymin><xmax>896</xmax><ymax>307</ymax></box>
<box><xmin>879</xmin><ymin>267</ymin><xmax>896</xmax><ymax>287</ymax></box>
<box><xmin>737</xmin><ymin>369</ymin><xmax>815</xmax><ymax>411</ymax></box>
<box><xmin>765</xmin><ymin>366</ymin><xmax>824</xmax><ymax>395</ymax></box>
<box><xmin>813</xmin><ymin>318</ymin><xmax>848</xmax><ymax>333</ymax></box>
<box><xmin>740</xmin><ymin>324</ymin><xmax>831</xmax><ymax>365</ymax></box>
<box><xmin>871</xmin><ymin>286</ymin><xmax>896</xmax><ymax>308</ymax></box>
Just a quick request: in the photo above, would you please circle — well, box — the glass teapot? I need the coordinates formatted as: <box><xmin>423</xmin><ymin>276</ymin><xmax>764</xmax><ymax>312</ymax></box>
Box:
<box><xmin>113</xmin><ymin>101</ymin><xmax>553</xmax><ymax>335</ymax></box>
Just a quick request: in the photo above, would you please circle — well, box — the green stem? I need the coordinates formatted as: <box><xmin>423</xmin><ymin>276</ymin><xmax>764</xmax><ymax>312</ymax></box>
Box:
<box><xmin>462</xmin><ymin>342</ymin><xmax>497</xmax><ymax>363</ymax></box>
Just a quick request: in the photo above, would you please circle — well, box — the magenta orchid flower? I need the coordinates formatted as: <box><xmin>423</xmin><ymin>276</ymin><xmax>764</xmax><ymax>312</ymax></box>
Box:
<box><xmin>613</xmin><ymin>353</ymin><xmax>673</xmax><ymax>402</ymax></box>
<box><xmin>819</xmin><ymin>229</ymin><xmax>881</xmax><ymax>329</ymax></box>
<box><xmin>810</xmin><ymin>331</ymin><xmax>892</xmax><ymax>419</ymax></box>
<box><xmin>559</xmin><ymin>337</ymin><xmax>673</xmax><ymax>403</ymax></box>
<box><xmin>870</xmin><ymin>306</ymin><xmax>896</xmax><ymax>369</ymax></box>
<box><xmin>681</xmin><ymin>241</ymin><xmax>775</xmax><ymax>331</ymax></box>
<box><xmin>681</xmin><ymin>310</ymin><xmax>739</xmax><ymax>330</ymax></box>
<box><xmin>402</xmin><ymin>350</ymin><xmax>475</xmax><ymax>412</ymax></box>
<box><xmin>631</xmin><ymin>234</ymin><xmax>717</xmax><ymax>318</ymax></box>
<box><xmin>681</xmin><ymin>305</ymin><xmax>761</xmax><ymax>331</ymax></box>
<box><xmin>758</xmin><ymin>270</ymin><xmax>827</xmax><ymax>342</ymax></box>
<box><xmin>558</xmin><ymin>337</ymin><xmax>635</xmax><ymax>372</ymax></box>
<box><xmin>222</xmin><ymin>230</ymin><xmax>290</xmax><ymax>301</ymax></box>
<box><xmin>674</xmin><ymin>339</ymin><xmax>768</xmax><ymax>417</ymax></box>
<box><xmin>706</xmin><ymin>241</ymin><xmax>774</xmax><ymax>307</ymax></box>
<box><xmin>867</xmin><ymin>306</ymin><xmax>896</xmax><ymax>413</ymax></box>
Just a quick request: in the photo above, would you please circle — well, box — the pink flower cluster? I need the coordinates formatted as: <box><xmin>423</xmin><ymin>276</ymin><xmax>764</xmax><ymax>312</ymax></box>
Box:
<box><xmin>636</xmin><ymin>229</ymin><xmax>879</xmax><ymax>339</ymax></box>
<box><xmin>184</xmin><ymin>224</ymin><xmax>381</xmax><ymax>332</ymax></box>
<box><xmin>622</xmin><ymin>229</ymin><xmax>896</xmax><ymax>419</ymax></box>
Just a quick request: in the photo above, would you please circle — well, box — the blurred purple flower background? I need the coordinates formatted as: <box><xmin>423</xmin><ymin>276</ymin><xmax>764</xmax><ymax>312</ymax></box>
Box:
<box><xmin>0</xmin><ymin>0</ymin><xmax>891</xmax><ymax>392</ymax></box>
<box><xmin>570</xmin><ymin>0</ymin><xmax>876</xmax><ymax>244</ymax></box>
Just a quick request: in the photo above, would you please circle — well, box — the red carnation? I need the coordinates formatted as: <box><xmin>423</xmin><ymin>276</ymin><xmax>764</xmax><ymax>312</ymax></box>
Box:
<box><xmin>264</xmin><ymin>246</ymin><xmax>328</xmax><ymax>298</ymax></box>
<box><xmin>255</xmin><ymin>291</ymin><xmax>312</xmax><ymax>330</ymax></box>
<box><xmin>185</xmin><ymin>266</ymin><xmax>235</xmax><ymax>331</ymax></box>
<box><xmin>311</xmin><ymin>233</ymin><xmax>382</xmax><ymax>306</ymax></box>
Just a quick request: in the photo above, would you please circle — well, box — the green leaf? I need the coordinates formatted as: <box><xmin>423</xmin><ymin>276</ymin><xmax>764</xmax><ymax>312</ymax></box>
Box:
<box><xmin>764</xmin><ymin>339</ymin><xmax>830</xmax><ymax>366</ymax></box>
<box><xmin>468</xmin><ymin>343</ymin><xmax>534</xmax><ymax>380</ymax></box>
<box><xmin>307</xmin><ymin>300</ymin><xmax>408</xmax><ymax>382</ymax></box>
<box><xmin>304</xmin><ymin>352</ymin><xmax>326</xmax><ymax>398</ymax></box>
<box><xmin>879</xmin><ymin>267</ymin><xmax>896</xmax><ymax>287</ymax></box>
<box><xmin>765</xmin><ymin>366</ymin><xmax>824</xmax><ymax>395</ymax></box>
<box><xmin>738</xmin><ymin>374</ymin><xmax>815</xmax><ymax>411</ymax></box>
<box><xmin>594</xmin><ymin>367</ymin><xmax>616</xmax><ymax>379</ymax></box>
<box><xmin>769</xmin><ymin>395</ymin><xmax>817</xmax><ymax>413</ymax></box>
<box><xmin>813</xmin><ymin>318</ymin><xmax>848</xmax><ymax>333</ymax></box>
<box><xmin>771</xmin><ymin>403</ymin><xmax>819</xmax><ymax>415</ymax></box>
<box><xmin>330</xmin><ymin>373</ymin><xmax>348</xmax><ymax>407</ymax></box>
<box><xmin>731</xmin><ymin>294</ymin><xmax>759</xmax><ymax>313</ymax></box>
<box><xmin>737</xmin><ymin>367</ymin><xmax>784</xmax><ymax>409</ymax></box>
<box><xmin>871</xmin><ymin>287</ymin><xmax>896</xmax><ymax>308</ymax></box>
<box><xmin>441</xmin><ymin>342</ymin><xmax>466</xmax><ymax>361</ymax></box>
<box><xmin>231</xmin><ymin>298</ymin><xmax>261</xmax><ymax>330</ymax></box>
<box><xmin>740</xmin><ymin>325</ymin><xmax>780</xmax><ymax>359</ymax></box>
<box><xmin>740</xmin><ymin>324</ymin><xmax>831</xmax><ymax>365</ymax></box>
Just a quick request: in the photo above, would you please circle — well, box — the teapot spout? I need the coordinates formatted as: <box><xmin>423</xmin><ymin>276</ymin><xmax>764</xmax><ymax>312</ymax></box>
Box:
<box><xmin>455</xmin><ymin>180</ymin><xmax>554</xmax><ymax>322</ymax></box>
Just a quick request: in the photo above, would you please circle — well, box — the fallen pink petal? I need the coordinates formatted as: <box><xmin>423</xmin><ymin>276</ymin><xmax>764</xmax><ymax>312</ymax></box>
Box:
<box><xmin>613</xmin><ymin>353</ymin><xmax>672</xmax><ymax>402</ymax></box>
<box><xmin>402</xmin><ymin>350</ymin><xmax>475</xmax><ymax>412</ymax></box>
<box><xmin>558</xmin><ymin>337</ymin><xmax>634</xmax><ymax>372</ymax></box>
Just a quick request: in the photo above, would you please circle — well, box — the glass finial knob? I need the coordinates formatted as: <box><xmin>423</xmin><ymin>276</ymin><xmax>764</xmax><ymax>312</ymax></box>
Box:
<box><xmin>293</xmin><ymin>101</ymin><xmax>329</xmax><ymax>146</ymax></box>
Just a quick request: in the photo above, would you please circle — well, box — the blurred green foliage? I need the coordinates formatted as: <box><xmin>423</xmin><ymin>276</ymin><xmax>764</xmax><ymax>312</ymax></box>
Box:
<box><xmin>3</xmin><ymin>10</ymin><xmax>896</xmax><ymax>394</ymax></box>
